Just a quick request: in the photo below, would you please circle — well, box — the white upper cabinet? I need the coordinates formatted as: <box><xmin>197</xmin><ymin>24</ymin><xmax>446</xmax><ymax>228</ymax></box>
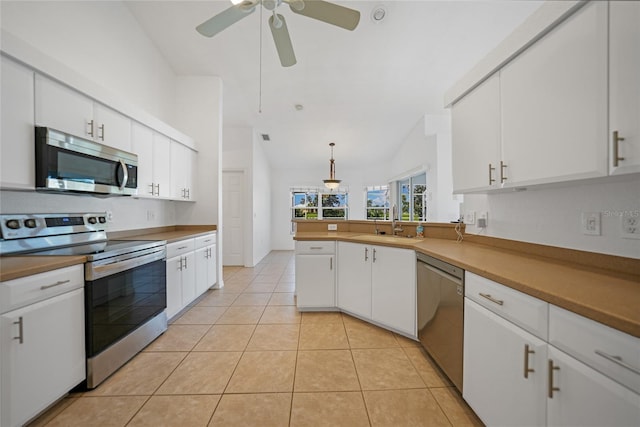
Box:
<box><xmin>1</xmin><ymin>56</ymin><xmax>35</xmax><ymax>190</ymax></box>
<box><xmin>131</xmin><ymin>122</ymin><xmax>171</xmax><ymax>198</ymax></box>
<box><xmin>35</xmin><ymin>75</ymin><xmax>131</xmax><ymax>152</ymax></box>
<box><xmin>451</xmin><ymin>74</ymin><xmax>501</xmax><ymax>193</ymax></box>
<box><xmin>170</xmin><ymin>141</ymin><xmax>196</xmax><ymax>201</ymax></box>
<box><xmin>500</xmin><ymin>1</ymin><xmax>608</xmax><ymax>186</ymax></box>
<box><xmin>609</xmin><ymin>0</ymin><xmax>640</xmax><ymax>175</ymax></box>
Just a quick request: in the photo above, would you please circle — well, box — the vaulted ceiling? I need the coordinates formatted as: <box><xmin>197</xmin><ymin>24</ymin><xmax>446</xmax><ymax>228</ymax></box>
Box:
<box><xmin>125</xmin><ymin>0</ymin><xmax>543</xmax><ymax>170</ymax></box>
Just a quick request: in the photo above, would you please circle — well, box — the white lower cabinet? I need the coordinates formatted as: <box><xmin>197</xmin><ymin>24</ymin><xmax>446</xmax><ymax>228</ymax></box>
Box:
<box><xmin>464</xmin><ymin>273</ymin><xmax>640</xmax><ymax>427</ymax></box>
<box><xmin>166</xmin><ymin>235</ymin><xmax>217</xmax><ymax>319</ymax></box>
<box><xmin>464</xmin><ymin>298</ymin><xmax>547</xmax><ymax>426</ymax></box>
<box><xmin>295</xmin><ymin>241</ymin><xmax>336</xmax><ymax>309</ymax></box>
<box><xmin>337</xmin><ymin>242</ymin><xmax>372</xmax><ymax>318</ymax></box>
<box><xmin>337</xmin><ymin>242</ymin><xmax>416</xmax><ymax>337</ymax></box>
<box><xmin>166</xmin><ymin>239</ymin><xmax>196</xmax><ymax>319</ymax></box>
<box><xmin>0</xmin><ymin>266</ymin><xmax>85</xmax><ymax>427</ymax></box>
<box><xmin>195</xmin><ymin>233</ymin><xmax>218</xmax><ymax>296</ymax></box>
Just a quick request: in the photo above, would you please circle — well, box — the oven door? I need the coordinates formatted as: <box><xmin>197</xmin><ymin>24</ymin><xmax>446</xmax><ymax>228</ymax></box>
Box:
<box><xmin>85</xmin><ymin>253</ymin><xmax>166</xmax><ymax>357</ymax></box>
<box><xmin>35</xmin><ymin>126</ymin><xmax>138</xmax><ymax>195</ymax></box>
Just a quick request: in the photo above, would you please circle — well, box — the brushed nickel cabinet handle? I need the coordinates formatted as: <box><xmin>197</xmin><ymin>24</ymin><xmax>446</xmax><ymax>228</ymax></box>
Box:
<box><xmin>155</xmin><ymin>183</ymin><xmax>160</xmax><ymax>196</ymax></box>
<box><xmin>595</xmin><ymin>350</ymin><xmax>640</xmax><ymax>375</ymax></box>
<box><xmin>548</xmin><ymin>359</ymin><xmax>560</xmax><ymax>398</ymax></box>
<box><xmin>40</xmin><ymin>279</ymin><xmax>70</xmax><ymax>290</ymax></box>
<box><xmin>310</xmin><ymin>246</ymin><xmax>323</xmax><ymax>250</ymax></box>
<box><xmin>613</xmin><ymin>131</ymin><xmax>625</xmax><ymax>167</ymax></box>
<box><xmin>489</xmin><ymin>163</ymin><xmax>496</xmax><ymax>185</ymax></box>
<box><xmin>87</xmin><ymin>119</ymin><xmax>95</xmax><ymax>137</ymax></box>
<box><xmin>13</xmin><ymin>317</ymin><xmax>24</xmax><ymax>344</ymax></box>
<box><xmin>479</xmin><ymin>292</ymin><xmax>504</xmax><ymax>306</ymax></box>
<box><xmin>500</xmin><ymin>161</ymin><xmax>508</xmax><ymax>183</ymax></box>
<box><xmin>365</xmin><ymin>247</ymin><xmax>369</xmax><ymax>261</ymax></box>
<box><xmin>330</xmin><ymin>257</ymin><xmax>333</xmax><ymax>270</ymax></box>
<box><xmin>149</xmin><ymin>183</ymin><xmax>155</xmax><ymax>195</ymax></box>
<box><xmin>372</xmin><ymin>248</ymin><xmax>377</xmax><ymax>263</ymax></box>
<box><xmin>98</xmin><ymin>124</ymin><xmax>105</xmax><ymax>141</ymax></box>
<box><xmin>524</xmin><ymin>344</ymin><xmax>535</xmax><ymax>379</ymax></box>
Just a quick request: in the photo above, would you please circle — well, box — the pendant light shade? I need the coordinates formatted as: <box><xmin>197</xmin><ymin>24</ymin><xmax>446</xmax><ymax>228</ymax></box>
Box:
<box><xmin>323</xmin><ymin>143</ymin><xmax>341</xmax><ymax>190</ymax></box>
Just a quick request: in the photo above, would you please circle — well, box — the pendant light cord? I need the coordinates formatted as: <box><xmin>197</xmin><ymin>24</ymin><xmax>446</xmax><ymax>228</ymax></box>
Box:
<box><xmin>258</xmin><ymin>2</ymin><xmax>263</xmax><ymax>114</ymax></box>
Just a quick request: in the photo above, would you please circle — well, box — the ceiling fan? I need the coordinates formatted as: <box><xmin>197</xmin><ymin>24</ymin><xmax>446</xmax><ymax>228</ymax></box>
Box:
<box><xmin>196</xmin><ymin>0</ymin><xmax>361</xmax><ymax>67</ymax></box>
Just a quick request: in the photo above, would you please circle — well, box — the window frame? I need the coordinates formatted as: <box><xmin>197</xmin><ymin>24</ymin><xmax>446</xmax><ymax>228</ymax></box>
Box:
<box><xmin>365</xmin><ymin>185</ymin><xmax>390</xmax><ymax>220</ymax></box>
<box><xmin>290</xmin><ymin>187</ymin><xmax>349</xmax><ymax>232</ymax></box>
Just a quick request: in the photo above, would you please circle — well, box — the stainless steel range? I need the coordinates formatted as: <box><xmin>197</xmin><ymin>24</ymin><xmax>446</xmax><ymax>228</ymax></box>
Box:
<box><xmin>0</xmin><ymin>213</ymin><xmax>167</xmax><ymax>388</ymax></box>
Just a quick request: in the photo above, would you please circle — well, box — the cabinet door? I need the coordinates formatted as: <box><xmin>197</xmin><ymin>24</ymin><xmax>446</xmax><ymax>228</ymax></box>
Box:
<box><xmin>131</xmin><ymin>122</ymin><xmax>155</xmax><ymax>197</ymax></box>
<box><xmin>1</xmin><ymin>57</ymin><xmax>35</xmax><ymax>189</ymax></box>
<box><xmin>153</xmin><ymin>133</ymin><xmax>171</xmax><ymax>198</ymax></box>
<box><xmin>181</xmin><ymin>252</ymin><xmax>197</xmax><ymax>306</ymax></box>
<box><xmin>295</xmin><ymin>254</ymin><xmax>335</xmax><ymax>308</ymax></box>
<box><xmin>609</xmin><ymin>0</ymin><xmax>640</xmax><ymax>175</ymax></box>
<box><xmin>170</xmin><ymin>141</ymin><xmax>187</xmax><ymax>200</ymax></box>
<box><xmin>35</xmin><ymin>75</ymin><xmax>93</xmax><ymax>139</ymax></box>
<box><xmin>463</xmin><ymin>299</ymin><xmax>547</xmax><ymax>427</ymax></box>
<box><xmin>1</xmin><ymin>289</ymin><xmax>85</xmax><ymax>427</ymax></box>
<box><xmin>186</xmin><ymin>147</ymin><xmax>197</xmax><ymax>201</ymax></box>
<box><xmin>547</xmin><ymin>346</ymin><xmax>640</xmax><ymax>427</ymax></box>
<box><xmin>166</xmin><ymin>256</ymin><xmax>182</xmax><ymax>319</ymax></box>
<box><xmin>93</xmin><ymin>103</ymin><xmax>131</xmax><ymax>152</ymax></box>
<box><xmin>451</xmin><ymin>73</ymin><xmax>501</xmax><ymax>193</ymax></box>
<box><xmin>371</xmin><ymin>245</ymin><xmax>416</xmax><ymax>336</ymax></box>
<box><xmin>337</xmin><ymin>242</ymin><xmax>371</xmax><ymax>319</ymax></box>
<box><xmin>501</xmin><ymin>1</ymin><xmax>608</xmax><ymax>186</ymax></box>
<box><xmin>195</xmin><ymin>246</ymin><xmax>216</xmax><ymax>297</ymax></box>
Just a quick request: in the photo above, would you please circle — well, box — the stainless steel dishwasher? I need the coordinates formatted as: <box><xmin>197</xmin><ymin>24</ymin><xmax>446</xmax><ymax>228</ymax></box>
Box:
<box><xmin>417</xmin><ymin>253</ymin><xmax>464</xmax><ymax>391</ymax></box>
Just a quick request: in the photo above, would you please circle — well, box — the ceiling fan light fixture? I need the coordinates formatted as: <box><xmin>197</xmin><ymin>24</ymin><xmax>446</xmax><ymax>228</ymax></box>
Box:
<box><xmin>323</xmin><ymin>142</ymin><xmax>342</xmax><ymax>190</ymax></box>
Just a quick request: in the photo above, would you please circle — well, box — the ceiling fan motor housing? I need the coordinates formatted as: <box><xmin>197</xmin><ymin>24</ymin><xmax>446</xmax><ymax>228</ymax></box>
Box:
<box><xmin>262</xmin><ymin>0</ymin><xmax>282</xmax><ymax>11</ymax></box>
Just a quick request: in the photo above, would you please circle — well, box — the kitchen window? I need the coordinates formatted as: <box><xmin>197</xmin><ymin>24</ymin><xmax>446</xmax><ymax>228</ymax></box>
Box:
<box><xmin>365</xmin><ymin>186</ymin><xmax>390</xmax><ymax>220</ymax></box>
<box><xmin>398</xmin><ymin>173</ymin><xmax>427</xmax><ymax>221</ymax></box>
<box><xmin>291</xmin><ymin>187</ymin><xmax>349</xmax><ymax>231</ymax></box>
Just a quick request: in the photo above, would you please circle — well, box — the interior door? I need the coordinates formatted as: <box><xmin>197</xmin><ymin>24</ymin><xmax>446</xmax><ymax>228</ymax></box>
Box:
<box><xmin>222</xmin><ymin>170</ymin><xmax>244</xmax><ymax>266</ymax></box>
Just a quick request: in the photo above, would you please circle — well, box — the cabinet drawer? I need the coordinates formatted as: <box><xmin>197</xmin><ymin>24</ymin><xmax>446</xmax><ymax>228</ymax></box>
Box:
<box><xmin>195</xmin><ymin>233</ymin><xmax>216</xmax><ymax>250</ymax></box>
<box><xmin>0</xmin><ymin>265</ymin><xmax>84</xmax><ymax>314</ymax></box>
<box><xmin>549</xmin><ymin>305</ymin><xmax>640</xmax><ymax>394</ymax></box>
<box><xmin>295</xmin><ymin>241</ymin><xmax>335</xmax><ymax>255</ymax></box>
<box><xmin>465</xmin><ymin>272</ymin><xmax>548</xmax><ymax>340</ymax></box>
<box><xmin>166</xmin><ymin>238</ymin><xmax>195</xmax><ymax>259</ymax></box>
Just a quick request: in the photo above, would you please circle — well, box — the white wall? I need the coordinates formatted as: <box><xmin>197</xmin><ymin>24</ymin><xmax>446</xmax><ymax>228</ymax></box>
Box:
<box><xmin>252</xmin><ymin>136</ymin><xmax>272</xmax><ymax>264</ymax></box>
<box><xmin>222</xmin><ymin>127</ymin><xmax>272</xmax><ymax>266</ymax></box>
<box><xmin>462</xmin><ymin>176</ymin><xmax>640</xmax><ymax>258</ymax></box>
<box><xmin>0</xmin><ymin>0</ymin><xmax>176</xmax><ymax>124</ymax></box>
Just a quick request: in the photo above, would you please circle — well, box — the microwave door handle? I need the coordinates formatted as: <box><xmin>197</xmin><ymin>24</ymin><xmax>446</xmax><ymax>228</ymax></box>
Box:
<box><xmin>118</xmin><ymin>160</ymin><xmax>128</xmax><ymax>190</ymax></box>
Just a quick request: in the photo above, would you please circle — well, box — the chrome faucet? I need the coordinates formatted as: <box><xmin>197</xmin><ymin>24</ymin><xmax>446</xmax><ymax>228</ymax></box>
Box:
<box><xmin>391</xmin><ymin>204</ymin><xmax>403</xmax><ymax>236</ymax></box>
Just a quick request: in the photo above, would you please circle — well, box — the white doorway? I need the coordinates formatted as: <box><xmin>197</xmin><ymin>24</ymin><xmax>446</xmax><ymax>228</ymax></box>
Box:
<box><xmin>222</xmin><ymin>170</ymin><xmax>244</xmax><ymax>266</ymax></box>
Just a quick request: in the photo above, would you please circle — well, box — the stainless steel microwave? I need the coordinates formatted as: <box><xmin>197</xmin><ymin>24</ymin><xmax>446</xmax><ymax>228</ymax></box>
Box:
<box><xmin>35</xmin><ymin>127</ymin><xmax>138</xmax><ymax>196</ymax></box>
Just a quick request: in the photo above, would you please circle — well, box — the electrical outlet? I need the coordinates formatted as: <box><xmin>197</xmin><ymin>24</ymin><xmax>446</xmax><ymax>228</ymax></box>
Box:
<box><xmin>581</xmin><ymin>212</ymin><xmax>601</xmax><ymax>236</ymax></box>
<box><xmin>106</xmin><ymin>211</ymin><xmax>113</xmax><ymax>223</ymax></box>
<box><xmin>477</xmin><ymin>212</ymin><xmax>488</xmax><ymax>228</ymax></box>
<box><xmin>464</xmin><ymin>211</ymin><xmax>476</xmax><ymax>225</ymax></box>
<box><xmin>621</xmin><ymin>216</ymin><xmax>640</xmax><ymax>239</ymax></box>
<box><xmin>327</xmin><ymin>224</ymin><xmax>338</xmax><ymax>231</ymax></box>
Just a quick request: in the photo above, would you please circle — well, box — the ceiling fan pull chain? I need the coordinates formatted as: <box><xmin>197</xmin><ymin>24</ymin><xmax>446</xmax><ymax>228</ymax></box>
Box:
<box><xmin>259</xmin><ymin>1</ymin><xmax>263</xmax><ymax>114</ymax></box>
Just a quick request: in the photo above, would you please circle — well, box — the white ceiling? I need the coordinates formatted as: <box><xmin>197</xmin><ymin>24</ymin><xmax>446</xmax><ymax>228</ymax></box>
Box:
<box><xmin>125</xmin><ymin>0</ymin><xmax>543</xmax><ymax>170</ymax></box>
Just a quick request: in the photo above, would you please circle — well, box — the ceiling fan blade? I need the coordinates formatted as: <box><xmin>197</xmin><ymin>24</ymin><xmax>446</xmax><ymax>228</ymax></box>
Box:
<box><xmin>289</xmin><ymin>0</ymin><xmax>360</xmax><ymax>31</ymax></box>
<box><xmin>196</xmin><ymin>5</ymin><xmax>256</xmax><ymax>37</ymax></box>
<box><xmin>269</xmin><ymin>13</ymin><xmax>297</xmax><ymax>67</ymax></box>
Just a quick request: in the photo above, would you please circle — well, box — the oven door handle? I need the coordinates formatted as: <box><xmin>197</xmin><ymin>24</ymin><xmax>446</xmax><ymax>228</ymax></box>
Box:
<box><xmin>86</xmin><ymin>250</ymin><xmax>165</xmax><ymax>281</ymax></box>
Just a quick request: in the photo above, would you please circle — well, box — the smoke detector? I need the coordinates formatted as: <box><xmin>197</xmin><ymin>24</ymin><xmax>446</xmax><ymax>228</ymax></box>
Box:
<box><xmin>371</xmin><ymin>5</ymin><xmax>386</xmax><ymax>23</ymax></box>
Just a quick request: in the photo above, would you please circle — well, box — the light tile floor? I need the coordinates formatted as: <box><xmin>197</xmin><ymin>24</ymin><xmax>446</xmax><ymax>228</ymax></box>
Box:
<box><xmin>29</xmin><ymin>250</ymin><xmax>483</xmax><ymax>427</ymax></box>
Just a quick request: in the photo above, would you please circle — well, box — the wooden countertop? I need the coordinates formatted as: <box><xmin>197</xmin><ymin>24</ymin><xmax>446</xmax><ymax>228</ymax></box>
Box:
<box><xmin>0</xmin><ymin>226</ymin><xmax>217</xmax><ymax>282</ymax></box>
<box><xmin>0</xmin><ymin>256</ymin><xmax>87</xmax><ymax>282</ymax></box>
<box><xmin>294</xmin><ymin>232</ymin><xmax>640</xmax><ymax>338</ymax></box>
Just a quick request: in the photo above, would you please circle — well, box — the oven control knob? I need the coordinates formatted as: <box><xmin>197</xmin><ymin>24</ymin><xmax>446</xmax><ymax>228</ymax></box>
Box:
<box><xmin>24</xmin><ymin>219</ymin><xmax>37</xmax><ymax>228</ymax></box>
<box><xmin>5</xmin><ymin>219</ymin><xmax>20</xmax><ymax>229</ymax></box>
<box><xmin>88</xmin><ymin>217</ymin><xmax>97</xmax><ymax>224</ymax></box>
<box><xmin>98</xmin><ymin>216</ymin><xmax>106</xmax><ymax>224</ymax></box>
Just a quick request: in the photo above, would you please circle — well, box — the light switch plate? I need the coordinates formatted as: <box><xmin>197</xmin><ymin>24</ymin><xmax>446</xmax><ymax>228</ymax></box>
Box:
<box><xmin>327</xmin><ymin>224</ymin><xmax>338</xmax><ymax>231</ymax></box>
<box><xmin>581</xmin><ymin>212</ymin><xmax>600</xmax><ymax>236</ymax></box>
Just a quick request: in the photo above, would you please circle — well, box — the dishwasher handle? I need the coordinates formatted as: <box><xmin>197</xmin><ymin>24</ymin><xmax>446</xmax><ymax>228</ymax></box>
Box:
<box><xmin>419</xmin><ymin>262</ymin><xmax>463</xmax><ymax>287</ymax></box>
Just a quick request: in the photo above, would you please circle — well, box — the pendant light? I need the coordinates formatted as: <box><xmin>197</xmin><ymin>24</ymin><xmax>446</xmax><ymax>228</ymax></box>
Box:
<box><xmin>323</xmin><ymin>142</ymin><xmax>341</xmax><ymax>190</ymax></box>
